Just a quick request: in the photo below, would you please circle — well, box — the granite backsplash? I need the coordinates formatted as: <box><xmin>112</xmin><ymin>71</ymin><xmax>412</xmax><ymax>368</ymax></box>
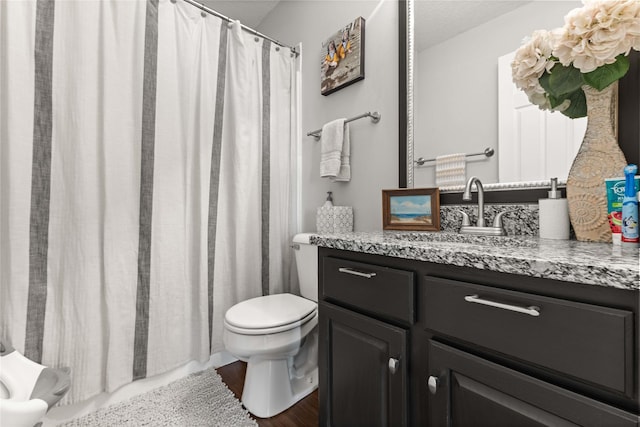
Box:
<box><xmin>440</xmin><ymin>204</ymin><xmax>540</xmax><ymax>236</ymax></box>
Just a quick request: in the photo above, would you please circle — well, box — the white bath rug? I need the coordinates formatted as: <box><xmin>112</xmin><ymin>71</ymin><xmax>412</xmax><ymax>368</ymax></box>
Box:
<box><xmin>59</xmin><ymin>368</ymin><xmax>256</xmax><ymax>427</ymax></box>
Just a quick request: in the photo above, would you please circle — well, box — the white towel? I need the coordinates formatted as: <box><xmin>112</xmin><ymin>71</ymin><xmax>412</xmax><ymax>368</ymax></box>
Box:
<box><xmin>333</xmin><ymin>122</ymin><xmax>350</xmax><ymax>182</ymax></box>
<box><xmin>320</xmin><ymin>119</ymin><xmax>350</xmax><ymax>182</ymax></box>
<box><xmin>435</xmin><ymin>153</ymin><xmax>466</xmax><ymax>186</ymax></box>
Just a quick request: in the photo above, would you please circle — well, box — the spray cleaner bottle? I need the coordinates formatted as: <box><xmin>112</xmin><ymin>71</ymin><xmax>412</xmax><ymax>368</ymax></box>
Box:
<box><xmin>621</xmin><ymin>164</ymin><xmax>639</xmax><ymax>246</ymax></box>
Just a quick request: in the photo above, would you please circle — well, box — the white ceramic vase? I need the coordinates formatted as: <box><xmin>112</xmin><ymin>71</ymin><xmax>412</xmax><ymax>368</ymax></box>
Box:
<box><xmin>566</xmin><ymin>81</ymin><xmax>627</xmax><ymax>242</ymax></box>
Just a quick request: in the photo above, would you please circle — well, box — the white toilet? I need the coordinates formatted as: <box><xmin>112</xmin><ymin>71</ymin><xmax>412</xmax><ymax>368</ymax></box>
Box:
<box><xmin>0</xmin><ymin>341</ymin><xmax>70</xmax><ymax>427</ymax></box>
<box><xmin>223</xmin><ymin>233</ymin><xmax>318</xmax><ymax>418</ymax></box>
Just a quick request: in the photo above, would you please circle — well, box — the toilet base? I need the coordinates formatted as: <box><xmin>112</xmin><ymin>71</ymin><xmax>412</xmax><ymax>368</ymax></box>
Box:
<box><xmin>241</xmin><ymin>357</ymin><xmax>318</xmax><ymax>418</ymax></box>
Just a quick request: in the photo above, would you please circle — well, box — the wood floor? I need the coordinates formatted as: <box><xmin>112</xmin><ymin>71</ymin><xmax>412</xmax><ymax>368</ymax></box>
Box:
<box><xmin>216</xmin><ymin>361</ymin><xmax>319</xmax><ymax>427</ymax></box>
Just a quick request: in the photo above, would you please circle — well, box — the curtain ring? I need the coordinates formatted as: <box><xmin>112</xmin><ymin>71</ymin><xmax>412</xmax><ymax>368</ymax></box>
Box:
<box><xmin>254</xmin><ymin>37</ymin><xmax>259</xmax><ymax>43</ymax></box>
<box><xmin>201</xmin><ymin>12</ymin><xmax>206</xmax><ymax>18</ymax></box>
<box><xmin>275</xmin><ymin>46</ymin><xmax>280</xmax><ymax>52</ymax></box>
<box><xmin>170</xmin><ymin>0</ymin><xmax>176</xmax><ymax>3</ymax></box>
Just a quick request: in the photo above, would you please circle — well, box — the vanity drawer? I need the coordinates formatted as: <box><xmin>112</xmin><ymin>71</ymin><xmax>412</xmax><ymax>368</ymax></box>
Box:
<box><xmin>321</xmin><ymin>257</ymin><xmax>415</xmax><ymax>325</ymax></box>
<box><xmin>424</xmin><ymin>276</ymin><xmax>635</xmax><ymax>396</ymax></box>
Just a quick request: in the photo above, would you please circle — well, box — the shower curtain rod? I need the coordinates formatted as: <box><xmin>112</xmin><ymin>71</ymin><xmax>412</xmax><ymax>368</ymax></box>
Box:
<box><xmin>180</xmin><ymin>0</ymin><xmax>299</xmax><ymax>56</ymax></box>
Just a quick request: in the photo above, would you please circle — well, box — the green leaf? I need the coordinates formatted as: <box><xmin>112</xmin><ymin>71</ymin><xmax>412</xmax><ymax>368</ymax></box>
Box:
<box><xmin>547</xmin><ymin>64</ymin><xmax>583</xmax><ymax>97</ymax></box>
<box><xmin>547</xmin><ymin>93</ymin><xmax>566</xmax><ymax>109</ymax></box>
<box><xmin>539</xmin><ymin>71</ymin><xmax>552</xmax><ymax>94</ymax></box>
<box><xmin>583</xmin><ymin>55</ymin><xmax>630</xmax><ymax>91</ymax></box>
<box><xmin>560</xmin><ymin>88</ymin><xmax>587</xmax><ymax>118</ymax></box>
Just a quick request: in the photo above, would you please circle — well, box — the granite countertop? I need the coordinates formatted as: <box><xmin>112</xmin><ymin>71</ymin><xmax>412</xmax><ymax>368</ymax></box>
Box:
<box><xmin>309</xmin><ymin>231</ymin><xmax>640</xmax><ymax>291</ymax></box>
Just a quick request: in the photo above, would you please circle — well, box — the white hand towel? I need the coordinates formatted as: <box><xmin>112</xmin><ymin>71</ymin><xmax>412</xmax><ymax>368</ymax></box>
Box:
<box><xmin>320</xmin><ymin>118</ymin><xmax>350</xmax><ymax>182</ymax></box>
<box><xmin>332</xmin><ymin>122</ymin><xmax>350</xmax><ymax>182</ymax></box>
<box><xmin>435</xmin><ymin>153</ymin><xmax>466</xmax><ymax>186</ymax></box>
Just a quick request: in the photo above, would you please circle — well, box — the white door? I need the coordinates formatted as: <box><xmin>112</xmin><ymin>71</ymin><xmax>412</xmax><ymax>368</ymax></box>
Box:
<box><xmin>498</xmin><ymin>52</ymin><xmax>586</xmax><ymax>183</ymax></box>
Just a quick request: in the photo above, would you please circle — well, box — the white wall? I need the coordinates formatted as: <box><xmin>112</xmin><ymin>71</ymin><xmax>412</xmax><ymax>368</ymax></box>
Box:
<box><xmin>413</xmin><ymin>1</ymin><xmax>581</xmax><ymax>187</ymax></box>
<box><xmin>259</xmin><ymin>1</ymin><xmax>399</xmax><ymax>232</ymax></box>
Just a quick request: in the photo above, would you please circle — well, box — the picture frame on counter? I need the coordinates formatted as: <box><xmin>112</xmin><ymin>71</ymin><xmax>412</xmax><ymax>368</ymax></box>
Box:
<box><xmin>382</xmin><ymin>188</ymin><xmax>440</xmax><ymax>231</ymax></box>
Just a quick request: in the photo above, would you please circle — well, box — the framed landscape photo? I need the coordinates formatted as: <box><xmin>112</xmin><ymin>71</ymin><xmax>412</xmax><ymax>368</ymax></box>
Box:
<box><xmin>382</xmin><ymin>188</ymin><xmax>440</xmax><ymax>231</ymax></box>
<box><xmin>320</xmin><ymin>16</ymin><xmax>365</xmax><ymax>96</ymax></box>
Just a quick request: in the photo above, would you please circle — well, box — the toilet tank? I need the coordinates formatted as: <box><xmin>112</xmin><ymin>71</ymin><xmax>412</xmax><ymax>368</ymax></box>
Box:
<box><xmin>293</xmin><ymin>233</ymin><xmax>318</xmax><ymax>302</ymax></box>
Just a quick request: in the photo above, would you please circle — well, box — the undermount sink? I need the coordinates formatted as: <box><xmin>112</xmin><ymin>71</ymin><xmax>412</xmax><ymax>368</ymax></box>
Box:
<box><xmin>387</xmin><ymin>231</ymin><xmax>537</xmax><ymax>249</ymax></box>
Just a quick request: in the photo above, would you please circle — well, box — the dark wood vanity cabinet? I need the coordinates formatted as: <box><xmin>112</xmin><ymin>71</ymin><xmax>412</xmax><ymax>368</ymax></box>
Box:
<box><xmin>427</xmin><ymin>340</ymin><xmax>638</xmax><ymax>426</ymax></box>
<box><xmin>422</xmin><ymin>274</ymin><xmax>639</xmax><ymax>426</ymax></box>
<box><xmin>424</xmin><ymin>276</ymin><xmax>635</xmax><ymax>397</ymax></box>
<box><xmin>319</xmin><ymin>255</ymin><xmax>415</xmax><ymax>427</ymax></box>
<box><xmin>317</xmin><ymin>247</ymin><xmax>640</xmax><ymax>427</ymax></box>
<box><xmin>320</xmin><ymin>303</ymin><xmax>408</xmax><ymax>427</ymax></box>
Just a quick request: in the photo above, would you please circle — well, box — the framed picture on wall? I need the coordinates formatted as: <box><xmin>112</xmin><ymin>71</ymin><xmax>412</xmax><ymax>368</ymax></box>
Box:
<box><xmin>320</xmin><ymin>16</ymin><xmax>365</xmax><ymax>96</ymax></box>
<box><xmin>382</xmin><ymin>188</ymin><xmax>440</xmax><ymax>231</ymax></box>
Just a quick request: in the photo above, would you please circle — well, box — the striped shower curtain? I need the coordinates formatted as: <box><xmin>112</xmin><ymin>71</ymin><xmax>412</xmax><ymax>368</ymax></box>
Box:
<box><xmin>0</xmin><ymin>0</ymin><xmax>299</xmax><ymax>403</ymax></box>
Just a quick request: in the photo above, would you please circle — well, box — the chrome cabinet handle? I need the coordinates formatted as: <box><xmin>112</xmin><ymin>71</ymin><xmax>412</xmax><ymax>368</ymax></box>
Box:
<box><xmin>388</xmin><ymin>358</ymin><xmax>399</xmax><ymax>374</ymax></box>
<box><xmin>338</xmin><ymin>267</ymin><xmax>377</xmax><ymax>279</ymax></box>
<box><xmin>428</xmin><ymin>376</ymin><xmax>439</xmax><ymax>394</ymax></box>
<box><xmin>464</xmin><ymin>294</ymin><xmax>540</xmax><ymax>317</ymax></box>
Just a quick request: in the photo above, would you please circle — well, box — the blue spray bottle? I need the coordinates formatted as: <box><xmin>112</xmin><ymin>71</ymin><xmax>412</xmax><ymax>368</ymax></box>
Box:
<box><xmin>621</xmin><ymin>164</ymin><xmax>639</xmax><ymax>245</ymax></box>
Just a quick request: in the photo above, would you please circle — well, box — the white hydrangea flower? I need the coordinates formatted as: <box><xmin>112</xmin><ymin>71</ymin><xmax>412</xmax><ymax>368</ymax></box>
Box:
<box><xmin>511</xmin><ymin>30</ymin><xmax>556</xmax><ymax>93</ymax></box>
<box><xmin>524</xmin><ymin>88</ymin><xmax>552</xmax><ymax>110</ymax></box>
<box><xmin>554</xmin><ymin>0</ymin><xmax>640</xmax><ymax>73</ymax></box>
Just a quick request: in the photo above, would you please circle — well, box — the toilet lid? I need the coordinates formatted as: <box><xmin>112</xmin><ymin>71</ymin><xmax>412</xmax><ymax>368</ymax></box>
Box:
<box><xmin>225</xmin><ymin>294</ymin><xmax>317</xmax><ymax>330</ymax></box>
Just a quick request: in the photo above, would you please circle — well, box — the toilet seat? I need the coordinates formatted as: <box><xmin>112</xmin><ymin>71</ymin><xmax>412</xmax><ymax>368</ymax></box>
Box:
<box><xmin>224</xmin><ymin>294</ymin><xmax>317</xmax><ymax>335</ymax></box>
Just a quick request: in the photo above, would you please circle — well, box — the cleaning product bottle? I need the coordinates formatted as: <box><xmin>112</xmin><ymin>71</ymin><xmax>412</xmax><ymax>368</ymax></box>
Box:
<box><xmin>538</xmin><ymin>178</ymin><xmax>570</xmax><ymax>240</ymax></box>
<box><xmin>621</xmin><ymin>164</ymin><xmax>639</xmax><ymax>245</ymax></box>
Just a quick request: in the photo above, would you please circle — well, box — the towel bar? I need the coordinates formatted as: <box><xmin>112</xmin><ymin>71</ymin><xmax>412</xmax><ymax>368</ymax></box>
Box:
<box><xmin>415</xmin><ymin>147</ymin><xmax>494</xmax><ymax>166</ymax></box>
<box><xmin>308</xmin><ymin>111</ymin><xmax>381</xmax><ymax>139</ymax></box>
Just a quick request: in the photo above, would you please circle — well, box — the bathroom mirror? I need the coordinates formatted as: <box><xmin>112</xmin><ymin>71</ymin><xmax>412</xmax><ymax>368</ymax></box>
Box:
<box><xmin>399</xmin><ymin>0</ymin><xmax>640</xmax><ymax>203</ymax></box>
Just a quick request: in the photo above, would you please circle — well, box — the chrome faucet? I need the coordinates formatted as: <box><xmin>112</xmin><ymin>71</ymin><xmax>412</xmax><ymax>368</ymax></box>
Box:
<box><xmin>459</xmin><ymin>176</ymin><xmax>506</xmax><ymax>236</ymax></box>
<box><xmin>463</xmin><ymin>177</ymin><xmax>485</xmax><ymax>227</ymax></box>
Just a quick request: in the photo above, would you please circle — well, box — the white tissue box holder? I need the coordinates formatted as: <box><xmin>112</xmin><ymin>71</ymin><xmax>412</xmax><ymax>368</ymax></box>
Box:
<box><xmin>316</xmin><ymin>206</ymin><xmax>353</xmax><ymax>233</ymax></box>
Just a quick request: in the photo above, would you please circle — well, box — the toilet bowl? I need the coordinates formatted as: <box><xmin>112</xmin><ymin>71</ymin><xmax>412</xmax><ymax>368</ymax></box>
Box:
<box><xmin>223</xmin><ymin>233</ymin><xmax>318</xmax><ymax>418</ymax></box>
<box><xmin>0</xmin><ymin>341</ymin><xmax>70</xmax><ymax>427</ymax></box>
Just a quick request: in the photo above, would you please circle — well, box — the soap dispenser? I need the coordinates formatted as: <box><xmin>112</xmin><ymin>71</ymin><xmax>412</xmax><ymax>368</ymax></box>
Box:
<box><xmin>323</xmin><ymin>191</ymin><xmax>334</xmax><ymax>207</ymax></box>
<box><xmin>539</xmin><ymin>178</ymin><xmax>570</xmax><ymax>240</ymax></box>
<box><xmin>316</xmin><ymin>191</ymin><xmax>354</xmax><ymax>233</ymax></box>
<box><xmin>317</xmin><ymin>191</ymin><xmax>335</xmax><ymax>233</ymax></box>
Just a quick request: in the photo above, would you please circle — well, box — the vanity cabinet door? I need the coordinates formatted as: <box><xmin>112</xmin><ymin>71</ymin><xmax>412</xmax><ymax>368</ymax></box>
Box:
<box><xmin>319</xmin><ymin>302</ymin><xmax>408</xmax><ymax>427</ymax></box>
<box><xmin>427</xmin><ymin>340</ymin><xmax>639</xmax><ymax>427</ymax></box>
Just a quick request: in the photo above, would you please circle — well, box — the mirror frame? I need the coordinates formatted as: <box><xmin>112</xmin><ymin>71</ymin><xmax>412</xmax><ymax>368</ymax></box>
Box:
<box><xmin>398</xmin><ymin>0</ymin><xmax>640</xmax><ymax>204</ymax></box>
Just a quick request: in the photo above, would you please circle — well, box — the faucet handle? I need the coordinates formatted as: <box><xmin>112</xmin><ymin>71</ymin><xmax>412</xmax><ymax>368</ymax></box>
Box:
<box><xmin>492</xmin><ymin>210</ymin><xmax>508</xmax><ymax>229</ymax></box>
<box><xmin>458</xmin><ymin>210</ymin><xmax>471</xmax><ymax>227</ymax></box>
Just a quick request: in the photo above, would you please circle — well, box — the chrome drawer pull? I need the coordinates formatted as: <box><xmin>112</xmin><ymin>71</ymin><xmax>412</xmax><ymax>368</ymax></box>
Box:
<box><xmin>338</xmin><ymin>267</ymin><xmax>377</xmax><ymax>279</ymax></box>
<box><xmin>464</xmin><ymin>294</ymin><xmax>540</xmax><ymax>317</ymax></box>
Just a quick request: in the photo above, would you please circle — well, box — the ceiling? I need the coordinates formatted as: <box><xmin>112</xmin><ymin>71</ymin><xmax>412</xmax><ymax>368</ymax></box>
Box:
<box><xmin>199</xmin><ymin>0</ymin><xmax>280</xmax><ymax>28</ymax></box>
<box><xmin>196</xmin><ymin>1</ymin><xmax>530</xmax><ymax>53</ymax></box>
<box><xmin>414</xmin><ymin>0</ymin><xmax>532</xmax><ymax>52</ymax></box>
